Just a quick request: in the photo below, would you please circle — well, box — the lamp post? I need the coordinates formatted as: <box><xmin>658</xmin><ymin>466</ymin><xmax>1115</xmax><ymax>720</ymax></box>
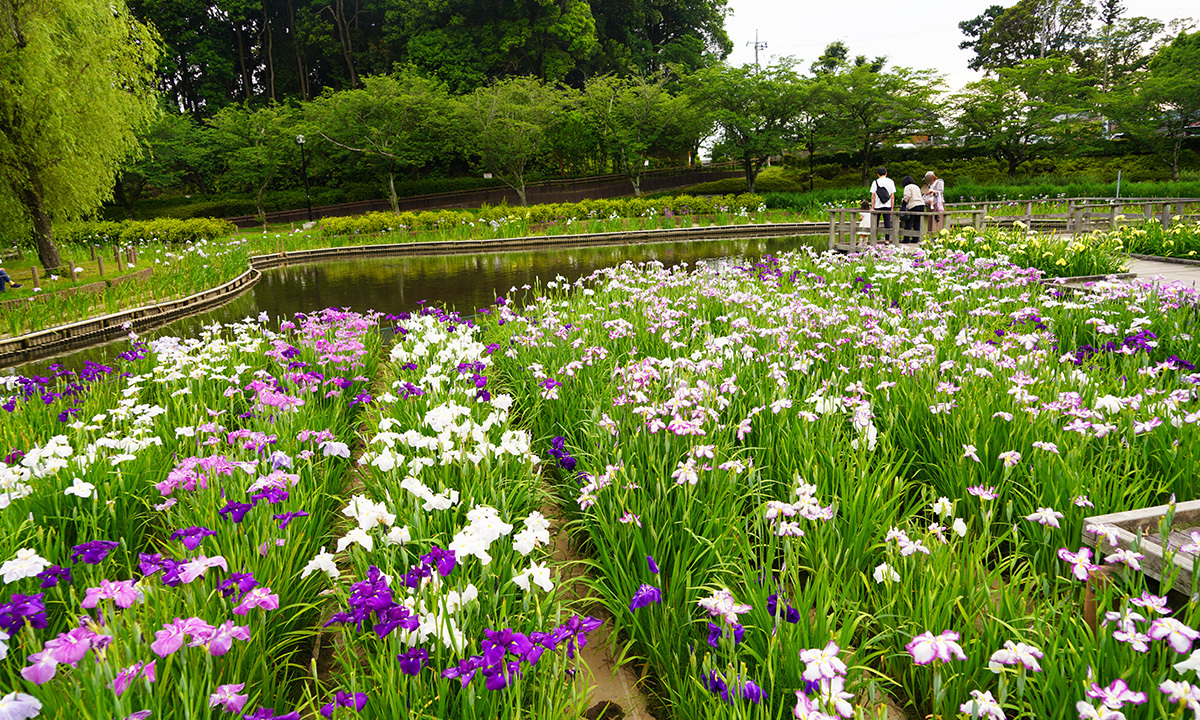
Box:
<box><xmin>296</xmin><ymin>134</ymin><xmax>313</xmax><ymax>222</ymax></box>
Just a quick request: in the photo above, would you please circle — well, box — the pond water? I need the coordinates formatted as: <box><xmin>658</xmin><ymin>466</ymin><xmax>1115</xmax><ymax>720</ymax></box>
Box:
<box><xmin>11</xmin><ymin>235</ymin><xmax>820</xmax><ymax>374</ymax></box>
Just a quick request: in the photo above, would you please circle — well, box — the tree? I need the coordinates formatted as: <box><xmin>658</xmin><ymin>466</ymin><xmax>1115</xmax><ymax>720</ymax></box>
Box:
<box><xmin>588</xmin><ymin>0</ymin><xmax>732</xmax><ymax>76</ymax></box>
<box><xmin>953</xmin><ymin>58</ymin><xmax>1092</xmax><ymax>178</ymax></box>
<box><xmin>1105</xmin><ymin>31</ymin><xmax>1200</xmax><ymax>180</ymax></box>
<box><xmin>456</xmin><ymin>77</ymin><xmax>564</xmax><ymax>206</ymax></box>
<box><xmin>308</xmin><ymin>69</ymin><xmax>451</xmax><ymax>212</ymax></box>
<box><xmin>0</xmin><ymin>0</ymin><xmax>162</xmax><ymax>270</ymax></box>
<box><xmin>959</xmin><ymin>0</ymin><xmax>1094</xmax><ymax>71</ymax></box>
<box><xmin>820</xmin><ymin>63</ymin><xmax>944</xmax><ymax>182</ymax></box>
<box><xmin>581</xmin><ymin>74</ymin><xmax>690</xmax><ymax>195</ymax></box>
<box><xmin>206</xmin><ymin>103</ymin><xmax>297</xmax><ymax>225</ymax></box>
<box><xmin>687</xmin><ymin>62</ymin><xmax>814</xmax><ymax>193</ymax></box>
<box><xmin>114</xmin><ymin>111</ymin><xmax>212</xmax><ymax>218</ymax></box>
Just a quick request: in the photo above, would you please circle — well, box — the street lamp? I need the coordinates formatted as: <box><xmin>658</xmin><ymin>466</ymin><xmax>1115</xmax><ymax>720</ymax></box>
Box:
<box><xmin>296</xmin><ymin>134</ymin><xmax>313</xmax><ymax>222</ymax></box>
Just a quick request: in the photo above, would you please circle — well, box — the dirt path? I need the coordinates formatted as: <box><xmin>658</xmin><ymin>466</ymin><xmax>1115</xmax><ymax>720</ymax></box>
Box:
<box><xmin>544</xmin><ymin>501</ymin><xmax>655</xmax><ymax>720</ymax></box>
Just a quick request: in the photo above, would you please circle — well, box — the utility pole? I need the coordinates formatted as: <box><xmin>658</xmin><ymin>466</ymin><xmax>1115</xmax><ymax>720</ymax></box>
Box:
<box><xmin>747</xmin><ymin>30</ymin><xmax>767</xmax><ymax>68</ymax></box>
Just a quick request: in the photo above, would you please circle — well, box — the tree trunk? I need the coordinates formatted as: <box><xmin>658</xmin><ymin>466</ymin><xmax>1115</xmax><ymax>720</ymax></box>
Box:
<box><xmin>743</xmin><ymin>155</ymin><xmax>756</xmax><ymax>193</ymax></box>
<box><xmin>234</xmin><ymin>23</ymin><xmax>252</xmax><ymax>101</ymax></box>
<box><xmin>388</xmin><ymin>171</ymin><xmax>398</xmax><ymax>213</ymax></box>
<box><xmin>256</xmin><ymin>181</ymin><xmax>268</xmax><ymax>229</ymax></box>
<box><xmin>515</xmin><ymin>184</ymin><xmax>528</xmax><ymax>207</ymax></box>
<box><xmin>629</xmin><ymin>170</ymin><xmax>642</xmax><ymax>197</ymax></box>
<box><xmin>265</xmin><ymin>13</ymin><xmax>276</xmax><ymax>102</ymax></box>
<box><xmin>20</xmin><ymin>169</ymin><xmax>61</xmax><ymax>271</ymax></box>
<box><xmin>288</xmin><ymin>0</ymin><xmax>309</xmax><ymax>101</ymax></box>
<box><xmin>329</xmin><ymin>0</ymin><xmax>359</xmax><ymax>87</ymax></box>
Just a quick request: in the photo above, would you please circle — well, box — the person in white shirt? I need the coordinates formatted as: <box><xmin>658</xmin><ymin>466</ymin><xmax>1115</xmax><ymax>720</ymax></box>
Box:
<box><xmin>923</xmin><ymin>170</ymin><xmax>945</xmax><ymax>232</ymax></box>
<box><xmin>869</xmin><ymin>167</ymin><xmax>896</xmax><ymax>243</ymax></box>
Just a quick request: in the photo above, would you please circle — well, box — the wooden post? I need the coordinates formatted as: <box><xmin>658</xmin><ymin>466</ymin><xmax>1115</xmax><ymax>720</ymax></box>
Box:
<box><xmin>30</xmin><ymin>266</ymin><xmax>39</xmax><ymax>289</ymax></box>
<box><xmin>1067</xmin><ymin>199</ymin><xmax>1077</xmax><ymax>233</ymax></box>
<box><xmin>91</xmin><ymin>244</ymin><xmax>98</xmax><ymax>261</ymax></box>
<box><xmin>114</xmin><ymin>246</ymin><xmax>124</xmax><ymax>273</ymax></box>
<box><xmin>1025</xmin><ymin>200</ymin><xmax>1033</xmax><ymax>226</ymax></box>
<box><xmin>828</xmin><ymin>210</ymin><xmax>836</xmax><ymax>250</ymax></box>
<box><xmin>1144</xmin><ymin>202</ymin><xmax>1153</xmax><ymax>221</ymax></box>
<box><xmin>1109</xmin><ymin>205</ymin><xmax>1117</xmax><ymax>230</ymax></box>
<box><xmin>97</xmin><ymin>255</ymin><xmax>105</xmax><ymax>277</ymax></box>
<box><xmin>1162</xmin><ymin>202</ymin><xmax>1172</xmax><ymax>230</ymax></box>
<box><xmin>972</xmin><ymin>210</ymin><xmax>983</xmax><ymax>231</ymax></box>
<box><xmin>868</xmin><ymin>210</ymin><xmax>877</xmax><ymax>247</ymax></box>
<box><xmin>68</xmin><ymin>260</ymin><xmax>76</xmax><ymax>281</ymax></box>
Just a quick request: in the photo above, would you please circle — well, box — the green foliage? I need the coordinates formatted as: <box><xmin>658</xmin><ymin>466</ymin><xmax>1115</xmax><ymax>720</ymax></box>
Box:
<box><xmin>687</xmin><ymin>61</ymin><xmax>816</xmax><ymax>193</ymax></box>
<box><xmin>0</xmin><ymin>0</ymin><xmax>163</xmax><ymax>268</ymax></box>
<box><xmin>1109</xmin><ymin>219</ymin><xmax>1200</xmax><ymax>258</ymax></box>
<box><xmin>56</xmin><ymin>218</ymin><xmax>237</xmax><ymax>246</ymax></box>
<box><xmin>206</xmin><ymin>103</ymin><xmax>298</xmax><ymax>224</ymax></box>
<box><xmin>927</xmin><ymin>225</ymin><xmax>1128</xmax><ymax>277</ymax></box>
<box><xmin>456</xmin><ymin>77</ymin><xmax>567</xmax><ymax>205</ymax></box>
<box><xmin>316</xmin><ymin>193</ymin><xmax>765</xmax><ymax>236</ymax></box>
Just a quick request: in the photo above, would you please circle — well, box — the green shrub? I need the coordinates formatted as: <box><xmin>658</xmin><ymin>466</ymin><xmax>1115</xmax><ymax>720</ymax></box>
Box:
<box><xmin>57</xmin><ymin>218</ymin><xmax>237</xmax><ymax>246</ymax></box>
<box><xmin>315</xmin><ymin>194</ymin><xmax>766</xmax><ymax>237</ymax></box>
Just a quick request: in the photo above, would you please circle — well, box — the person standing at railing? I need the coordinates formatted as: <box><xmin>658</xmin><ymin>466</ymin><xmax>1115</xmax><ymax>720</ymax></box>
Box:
<box><xmin>923</xmin><ymin>170</ymin><xmax>945</xmax><ymax>232</ymax></box>
<box><xmin>869</xmin><ymin>167</ymin><xmax>896</xmax><ymax>243</ymax></box>
<box><xmin>899</xmin><ymin>175</ymin><xmax>925</xmax><ymax>241</ymax></box>
<box><xmin>0</xmin><ymin>267</ymin><xmax>23</xmax><ymax>292</ymax></box>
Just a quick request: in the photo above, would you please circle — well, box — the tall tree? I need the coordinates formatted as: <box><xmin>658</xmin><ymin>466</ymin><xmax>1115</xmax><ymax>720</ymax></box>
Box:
<box><xmin>206</xmin><ymin>103</ymin><xmax>297</xmax><ymax>225</ymax></box>
<box><xmin>959</xmin><ymin>0</ymin><xmax>1094</xmax><ymax>71</ymax></box>
<box><xmin>456</xmin><ymin>77</ymin><xmax>564</xmax><ymax>206</ymax></box>
<box><xmin>581</xmin><ymin>74</ymin><xmax>691</xmax><ymax>195</ymax></box>
<box><xmin>686</xmin><ymin>61</ymin><xmax>814</xmax><ymax>193</ymax></box>
<box><xmin>308</xmin><ymin>69</ymin><xmax>451</xmax><ymax>212</ymax></box>
<box><xmin>820</xmin><ymin>63</ymin><xmax>944</xmax><ymax>182</ymax></box>
<box><xmin>588</xmin><ymin>0</ymin><xmax>731</xmax><ymax>76</ymax></box>
<box><xmin>0</xmin><ymin>0</ymin><xmax>162</xmax><ymax>270</ymax></box>
<box><xmin>1105</xmin><ymin>31</ymin><xmax>1200</xmax><ymax>181</ymax></box>
<box><xmin>953</xmin><ymin>58</ymin><xmax>1092</xmax><ymax>178</ymax></box>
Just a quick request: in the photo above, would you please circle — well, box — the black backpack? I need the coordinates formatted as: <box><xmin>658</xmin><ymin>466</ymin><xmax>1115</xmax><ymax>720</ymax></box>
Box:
<box><xmin>874</xmin><ymin>182</ymin><xmax>891</xmax><ymax>205</ymax></box>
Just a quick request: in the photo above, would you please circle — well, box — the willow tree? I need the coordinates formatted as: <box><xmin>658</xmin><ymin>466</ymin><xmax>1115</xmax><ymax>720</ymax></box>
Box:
<box><xmin>0</xmin><ymin>0</ymin><xmax>161</xmax><ymax>270</ymax></box>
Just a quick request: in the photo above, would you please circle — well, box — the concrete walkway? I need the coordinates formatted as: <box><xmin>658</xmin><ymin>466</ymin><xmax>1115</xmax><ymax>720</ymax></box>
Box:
<box><xmin>1128</xmin><ymin>258</ymin><xmax>1200</xmax><ymax>287</ymax></box>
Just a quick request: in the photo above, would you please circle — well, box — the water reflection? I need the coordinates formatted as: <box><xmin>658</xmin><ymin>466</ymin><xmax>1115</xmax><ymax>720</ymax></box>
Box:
<box><xmin>12</xmin><ymin>236</ymin><xmax>818</xmax><ymax>374</ymax></box>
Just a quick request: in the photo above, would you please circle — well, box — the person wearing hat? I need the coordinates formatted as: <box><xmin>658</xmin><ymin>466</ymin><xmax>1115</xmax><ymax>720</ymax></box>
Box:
<box><xmin>922</xmin><ymin>170</ymin><xmax>945</xmax><ymax>232</ymax></box>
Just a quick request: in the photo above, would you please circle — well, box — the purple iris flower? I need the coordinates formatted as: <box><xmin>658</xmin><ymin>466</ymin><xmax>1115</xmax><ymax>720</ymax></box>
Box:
<box><xmin>397</xmin><ymin>647</ymin><xmax>429</xmax><ymax>676</ymax></box>
<box><xmin>647</xmin><ymin>555</ymin><xmax>659</xmax><ymax>574</ymax></box>
<box><xmin>0</xmin><ymin>592</ymin><xmax>48</xmax><ymax>633</ymax></box>
<box><xmin>71</xmin><ymin>540</ymin><xmax>119</xmax><ymax>564</ymax></box>
<box><xmin>554</xmin><ymin>615</ymin><xmax>602</xmax><ymax>659</ymax></box>
<box><xmin>37</xmin><ymin>565</ymin><xmax>73</xmax><ymax>588</ymax></box>
<box><xmin>218</xmin><ymin>501</ymin><xmax>254</xmax><ymax>523</ymax></box>
<box><xmin>250</xmin><ymin>487</ymin><xmax>289</xmax><ymax>505</ymax></box>
<box><xmin>628</xmin><ymin>584</ymin><xmax>662</xmax><ymax>612</ymax></box>
<box><xmin>242</xmin><ymin>708</ymin><xmax>301</xmax><ymax>720</ymax></box>
<box><xmin>219</xmin><ymin>573</ymin><xmax>259</xmax><ymax>599</ymax></box>
<box><xmin>707</xmin><ymin>622</ymin><xmax>722</xmax><ymax>648</ymax></box>
<box><xmin>319</xmin><ymin>691</ymin><xmax>367</xmax><ymax>718</ymax></box>
<box><xmin>420</xmin><ymin>547</ymin><xmax>456</xmax><ymax>577</ymax></box>
<box><xmin>170</xmin><ymin>526</ymin><xmax>217</xmax><ymax>551</ymax></box>
<box><xmin>273</xmin><ymin>511</ymin><xmax>310</xmax><ymax>530</ymax></box>
<box><xmin>483</xmin><ymin>660</ymin><xmax>522</xmax><ymax>691</ymax></box>
<box><xmin>442</xmin><ymin>656</ymin><xmax>486</xmax><ymax>687</ymax></box>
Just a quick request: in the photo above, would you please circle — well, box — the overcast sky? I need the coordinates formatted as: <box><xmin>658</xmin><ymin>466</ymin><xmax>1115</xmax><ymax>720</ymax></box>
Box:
<box><xmin>723</xmin><ymin>0</ymin><xmax>1198</xmax><ymax>91</ymax></box>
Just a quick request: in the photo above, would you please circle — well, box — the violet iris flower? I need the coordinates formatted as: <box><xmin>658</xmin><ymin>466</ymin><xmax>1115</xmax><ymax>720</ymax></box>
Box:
<box><xmin>36</xmin><ymin>565</ymin><xmax>72</xmax><ymax>588</ymax></box>
<box><xmin>0</xmin><ymin>593</ymin><xmax>48</xmax><ymax>633</ymax></box>
<box><xmin>218</xmin><ymin>501</ymin><xmax>255</xmax><ymax>523</ymax></box>
<box><xmin>319</xmin><ymin>691</ymin><xmax>367</xmax><ymax>718</ymax></box>
<box><xmin>628</xmin><ymin>584</ymin><xmax>662</xmax><ymax>612</ymax></box>
<box><xmin>242</xmin><ymin>708</ymin><xmax>301</xmax><ymax>720</ymax></box>
<box><xmin>647</xmin><ymin>555</ymin><xmax>659</xmax><ymax>574</ymax></box>
<box><xmin>170</xmin><ymin>526</ymin><xmax>217</xmax><ymax>551</ymax></box>
<box><xmin>397</xmin><ymin>647</ymin><xmax>429</xmax><ymax>676</ymax></box>
<box><xmin>420</xmin><ymin>547</ymin><xmax>456</xmax><ymax>577</ymax></box>
<box><xmin>70</xmin><ymin>540</ymin><xmax>119</xmax><ymax>564</ymax></box>
<box><xmin>219</xmin><ymin>572</ymin><xmax>259</xmax><ymax>599</ymax></box>
<box><xmin>273</xmin><ymin>511</ymin><xmax>310</xmax><ymax>530</ymax></box>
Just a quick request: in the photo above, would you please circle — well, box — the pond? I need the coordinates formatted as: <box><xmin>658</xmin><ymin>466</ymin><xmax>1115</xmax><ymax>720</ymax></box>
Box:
<box><xmin>9</xmin><ymin>235</ymin><xmax>821</xmax><ymax>374</ymax></box>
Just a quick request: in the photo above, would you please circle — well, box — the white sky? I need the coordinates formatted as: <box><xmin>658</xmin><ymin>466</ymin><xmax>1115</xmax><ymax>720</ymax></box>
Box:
<box><xmin>723</xmin><ymin>0</ymin><xmax>1198</xmax><ymax>91</ymax></box>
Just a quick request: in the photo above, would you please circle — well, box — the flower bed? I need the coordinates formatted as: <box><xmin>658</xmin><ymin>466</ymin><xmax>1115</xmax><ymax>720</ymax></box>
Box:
<box><xmin>484</xmin><ymin>246</ymin><xmax>1200</xmax><ymax>719</ymax></box>
<box><xmin>924</xmin><ymin>225</ymin><xmax>1128</xmax><ymax>278</ymax></box>
<box><xmin>1109</xmin><ymin>220</ymin><xmax>1200</xmax><ymax>260</ymax></box>
<box><xmin>4</xmin><ymin>243</ymin><xmax>1200</xmax><ymax>719</ymax></box>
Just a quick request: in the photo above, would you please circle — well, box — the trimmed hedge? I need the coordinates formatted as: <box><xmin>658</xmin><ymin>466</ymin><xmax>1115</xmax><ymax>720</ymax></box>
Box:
<box><xmin>317</xmin><ymin>194</ymin><xmax>766</xmax><ymax>236</ymax></box>
<box><xmin>56</xmin><ymin>218</ymin><xmax>237</xmax><ymax>246</ymax></box>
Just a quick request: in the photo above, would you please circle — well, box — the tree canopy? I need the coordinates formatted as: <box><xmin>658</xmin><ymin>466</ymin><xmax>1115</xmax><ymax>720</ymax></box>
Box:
<box><xmin>0</xmin><ymin>0</ymin><xmax>162</xmax><ymax>269</ymax></box>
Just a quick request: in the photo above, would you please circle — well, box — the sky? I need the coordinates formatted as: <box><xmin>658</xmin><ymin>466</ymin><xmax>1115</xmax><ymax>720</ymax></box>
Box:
<box><xmin>723</xmin><ymin>0</ymin><xmax>1199</xmax><ymax>91</ymax></box>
